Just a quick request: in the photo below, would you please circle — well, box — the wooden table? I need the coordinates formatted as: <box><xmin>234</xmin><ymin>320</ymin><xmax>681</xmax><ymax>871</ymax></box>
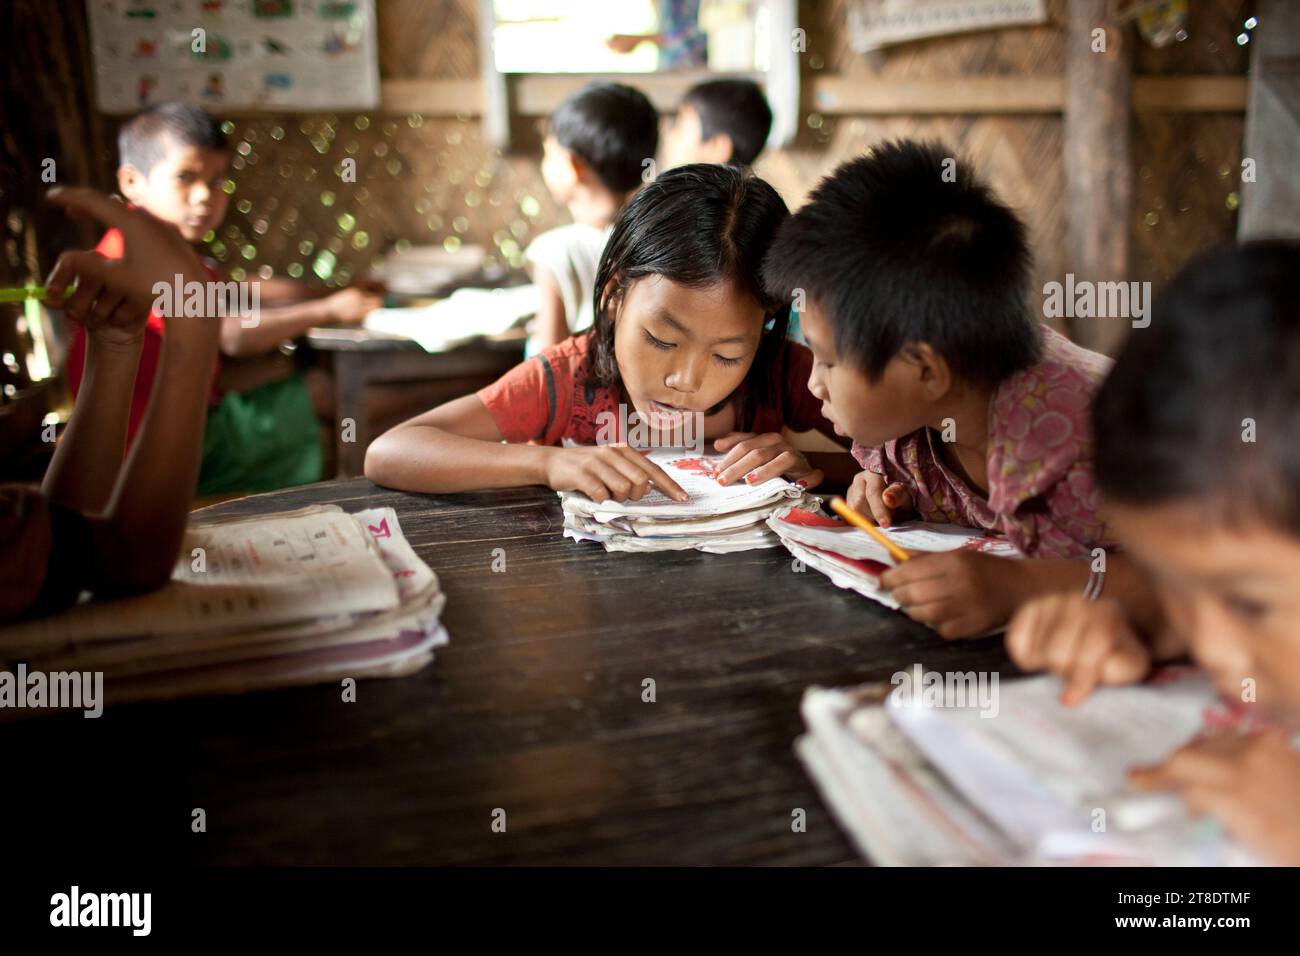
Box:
<box><xmin>306</xmin><ymin>329</ymin><xmax>524</xmax><ymax>479</ymax></box>
<box><xmin>0</xmin><ymin>478</ymin><xmax>1018</xmax><ymax>866</ymax></box>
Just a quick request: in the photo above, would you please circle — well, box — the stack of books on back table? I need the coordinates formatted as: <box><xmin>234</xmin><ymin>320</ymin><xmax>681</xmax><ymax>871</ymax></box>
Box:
<box><xmin>766</xmin><ymin>504</ymin><xmax>1021</xmax><ymax>610</ymax></box>
<box><xmin>561</xmin><ymin>447</ymin><xmax>823</xmax><ymax>554</ymax></box>
<box><xmin>797</xmin><ymin>667</ymin><xmax>1268</xmax><ymax>866</ymax></box>
<box><xmin>0</xmin><ymin>506</ymin><xmax>446</xmax><ymax>713</ymax></box>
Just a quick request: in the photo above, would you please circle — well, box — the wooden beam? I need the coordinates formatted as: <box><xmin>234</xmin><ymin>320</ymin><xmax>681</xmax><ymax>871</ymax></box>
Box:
<box><xmin>366</xmin><ymin>74</ymin><xmax>1248</xmax><ymax>120</ymax></box>
<box><xmin>809</xmin><ymin>76</ymin><xmax>1065</xmax><ymax>114</ymax></box>
<box><xmin>1063</xmin><ymin>0</ymin><xmax>1133</xmax><ymax>355</ymax></box>
<box><xmin>131</xmin><ymin>73</ymin><xmax>1246</xmax><ymax>120</ymax></box>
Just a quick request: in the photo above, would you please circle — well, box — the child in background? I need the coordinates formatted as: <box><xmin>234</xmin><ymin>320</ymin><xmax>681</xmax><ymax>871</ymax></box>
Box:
<box><xmin>763</xmin><ymin>140</ymin><xmax>1157</xmax><ymax>639</ymax></box>
<box><xmin>1005</xmin><ymin>242</ymin><xmax>1300</xmax><ymax>865</ymax></box>
<box><xmin>660</xmin><ymin>78</ymin><xmax>773</xmax><ymax>170</ymax></box>
<box><xmin>2</xmin><ymin>189</ymin><xmax>220</xmax><ymax>621</ymax></box>
<box><xmin>526</xmin><ymin>82</ymin><xmax>659</xmax><ymax>355</ymax></box>
<box><xmin>366</xmin><ymin>164</ymin><xmax>850</xmax><ymax>501</ymax></box>
<box><xmin>64</xmin><ymin>102</ymin><xmax>382</xmax><ymax>495</ymax></box>
<box><xmin>658</xmin><ymin>80</ymin><xmax>800</xmax><ymax>342</ymax></box>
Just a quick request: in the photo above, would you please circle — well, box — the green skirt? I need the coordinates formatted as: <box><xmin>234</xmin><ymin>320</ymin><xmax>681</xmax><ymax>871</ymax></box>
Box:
<box><xmin>198</xmin><ymin>374</ymin><xmax>323</xmax><ymax>496</ymax></box>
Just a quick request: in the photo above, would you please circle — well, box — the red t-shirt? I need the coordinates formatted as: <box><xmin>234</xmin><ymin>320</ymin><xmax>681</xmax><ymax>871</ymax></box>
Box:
<box><xmin>65</xmin><ymin>229</ymin><xmax>221</xmax><ymax>443</ymax></box>
<box><xmin>476</xmin><ymin>332</ymin><xmax>838</xmax><ymax>445</ymax></box>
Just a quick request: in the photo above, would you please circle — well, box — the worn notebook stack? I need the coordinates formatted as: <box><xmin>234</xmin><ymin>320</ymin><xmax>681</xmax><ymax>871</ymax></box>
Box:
<box><xmin>797</xmin><ymin>668</ymin><xmax>1265</xmax><ymax>866</ymax></box>
<box><xmin>766</xmin><ymin>505</ymin><xmax>1020</xmax><ymax>609</ymax></box>
<box><xmin>562</xmin><ymin>447</ymin><xmax>822</xmax><ymax>554</ymax></box>
<box><xmin>0</xmin><ymin>506</ymin><xmax>446</xmax><ymax>711</ymax></box>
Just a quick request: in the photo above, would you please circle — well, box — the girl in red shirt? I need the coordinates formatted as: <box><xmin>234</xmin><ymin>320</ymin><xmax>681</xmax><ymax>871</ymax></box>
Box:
<box><xmin>365</xmin><ymin>164</ymin><xmax>848</xmax><ymax>503</ymax></box>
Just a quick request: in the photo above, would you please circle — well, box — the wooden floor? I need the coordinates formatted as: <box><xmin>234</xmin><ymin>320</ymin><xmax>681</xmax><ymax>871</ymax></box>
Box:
<box><xmin>0</xmin><ymin>478</ymin><xmax>1019</xmax><ymax>865</ymax></box>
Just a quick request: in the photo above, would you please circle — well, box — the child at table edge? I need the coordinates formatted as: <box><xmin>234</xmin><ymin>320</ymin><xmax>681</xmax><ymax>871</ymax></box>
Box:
<box><xmin>2</xmin><ymin>188</ymin><xmax>222</xmax><ymax>623</ymax></box>
<box><xmin>365</xmin><ymin>163</ymin><xmax>854</xmax><ymax>502</ymax></box>
<box><xmin>763</xmin><ymin>139</ymin><xmax>1157</xmax><ymax>639</ymax></box>
<box><xmin>1005</xmin><ymin>241</ymin><xmax>1300</xmax><ymax>866</ymax></box>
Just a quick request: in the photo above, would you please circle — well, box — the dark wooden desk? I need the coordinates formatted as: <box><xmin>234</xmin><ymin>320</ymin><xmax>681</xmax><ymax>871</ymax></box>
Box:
<box><xmin>1</xmin><ymin>479</ymin><xmax>1018</xmax><ymax>865</ymax></box>
<box><xmin>306</xmin><ymin>329</ymin><xmax>524</xmax><ymax>479</ymax></box>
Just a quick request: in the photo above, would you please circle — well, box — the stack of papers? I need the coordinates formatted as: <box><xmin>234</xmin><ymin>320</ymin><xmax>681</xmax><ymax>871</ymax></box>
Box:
<box><xmin>767</xmin><ymin>506</ymin><xmax>1020</xmax><ymax>610</ymax></box>
<box><xmin>363</xmin><ymin>284</ymin><xmax>539</xmax><ymax>352</ymax></box>
<box><xmin>797</xmin><ymin>668</ymin><xmax>1270</xmax><ymax>866</ymax></box>
<box><xmin>561</xmin><ymin>448</ymin><xmax>822</xmax><ymax>554</ymax></box>
<box><xmin>0</xmin><ymin>506</ymin><xmax>447</xmax><ymax>711</ymax></box>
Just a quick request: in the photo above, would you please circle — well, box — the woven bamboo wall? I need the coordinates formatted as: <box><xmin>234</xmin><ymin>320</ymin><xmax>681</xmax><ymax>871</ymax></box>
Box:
<box><xmin>1</xmin><ymin>0</ymin><xmax>1255</xmax><ymax>304</ymax></box>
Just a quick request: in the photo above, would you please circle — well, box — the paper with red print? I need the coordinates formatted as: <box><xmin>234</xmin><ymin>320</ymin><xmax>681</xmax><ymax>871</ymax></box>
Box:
<box><xmin>352</xmin><ymin>507</ymin><xmax>438</xmax><ymax>603</ymax></box>
<box><xmin>769</xmin><ymin>507</ymin><xmax>1020</xmax><ymax>568</ymax></box>
<box><xmin>562</xmin><ymin>447</ymin><xmax>804</xmax><ymax>520</ymax></box>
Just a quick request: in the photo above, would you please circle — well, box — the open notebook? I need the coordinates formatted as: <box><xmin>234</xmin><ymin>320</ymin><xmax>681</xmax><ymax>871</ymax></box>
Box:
<box><xmin>768</xmin><ymin>504</ymin><xmax>1020</xmax><ymax>611</ymax></box>
<box><xmin>798</xmin><ymin>668</ymin><xmax>1276</xmax><ymax>866</ymax></box>
<box><xmin>560</xmin><ymin>447</ymin><xmax>820</xmax><ymax>554</ymax></box>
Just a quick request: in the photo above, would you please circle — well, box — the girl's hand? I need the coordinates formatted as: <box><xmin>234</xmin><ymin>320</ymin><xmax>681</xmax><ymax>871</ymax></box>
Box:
<box><xmin>713</xmin><ymin>432</ymin><xmax>822</xmax><ymax>489</ymax></box>
<box><xmin>1129</xmin><ymin>731</ymin><xmax>1300</xmax><ymax>866</ymax></box>
<box><xmin>1006</xmin><ymin>594</ymin><xmax>1151</xmax><ymax>705</ymax></box>
<box><xmin>879</xmin><ymin>551</ymin><xmax>1021</xmax><ymax>639</ymax></box>
<box><xmin>544</xmin><ymin>444</ymin><xmax>688</xmax><ymax>503</ymax></box>
<box><xmin>847</xmin><ymin>469</ymin><xmax>914</xmax><ymax>526</ymax></box>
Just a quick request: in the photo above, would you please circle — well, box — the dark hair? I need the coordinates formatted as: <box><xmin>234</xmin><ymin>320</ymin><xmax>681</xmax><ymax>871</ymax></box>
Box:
<box><xmin>548</xmin><ymin>82</ymin><xmax>659</xmax><ymax>194</ymax></box>
<box><xmin>587</xmin><ymin>163</ymin><xmax>791</xmax><ymax>415</ymax></box>
<box><xmin>1094</xmin><ymin>241</ymin><xmax>1300</xmax><ymax>533</ymax></box>
<box><xmin>118</xmin><ymin>101</ymin><xmax>227</xmax><ymax>174</ymax></box>
<box><xmin>682</xmin><ymin>79</ymin><xmax>773</xmax><ymax>167</ymax></box>
<box><xmin>763</xmin><ymin>139</ymin><xmax>1040</xmax><ymax>390</ymax></box>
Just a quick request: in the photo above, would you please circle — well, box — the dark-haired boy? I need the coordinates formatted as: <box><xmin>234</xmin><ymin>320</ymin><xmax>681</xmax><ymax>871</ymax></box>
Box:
<box><xmin>661</xmin><ymin>78</ymin><xmax>772</xmax><ymax>170</ymax></box>
<box><xmin>528</xmin><ymin>82</ymin><xmax>659</xmax><ymax>354</ymax></box>
<box><xmin>764</xmin><ymin>139</ymin><xmax>1156</xmax><ymax>638</ymax></box>
<box><xmin>64</xmin><ymin>102</ymin><xmax>381</xmax><ymax>496</ymax></box>
<box><xmin>1006</xmin><ymin>241</ymin><xmax>1300</xmax><ymax>865</ymax></box>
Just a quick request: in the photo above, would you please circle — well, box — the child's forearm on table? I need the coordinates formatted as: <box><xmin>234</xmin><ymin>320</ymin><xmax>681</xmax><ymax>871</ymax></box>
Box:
<box><xmin>41</xmin><ymin>334</ymin><xmax>141</xmax><ymax>514</ymax></box>
<box><xmin>365</xmin><ymin>426</ymin><xmax>554</xmax><ymax>493</ymax></box>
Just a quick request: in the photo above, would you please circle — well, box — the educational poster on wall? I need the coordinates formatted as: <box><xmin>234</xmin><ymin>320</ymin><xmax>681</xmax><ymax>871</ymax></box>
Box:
<box><xmin>86</xmin><ymin>0</ymin><xmax>380</xmax><ymax>113</ymax></box>
<box><xmin>845</xmin><ymin>0</ymin><xmax>1047</xmax><ymax>52</ymax></box>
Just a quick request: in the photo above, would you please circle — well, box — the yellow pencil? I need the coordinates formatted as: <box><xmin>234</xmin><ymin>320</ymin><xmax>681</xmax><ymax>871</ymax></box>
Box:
<box><xmin>830</xmin><ymin>496</ymin><xmax>911</xmax><ymax>564</ymax></box>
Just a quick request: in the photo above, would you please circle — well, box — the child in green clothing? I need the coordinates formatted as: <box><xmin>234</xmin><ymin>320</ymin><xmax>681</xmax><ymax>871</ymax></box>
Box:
<box><xmin>64</xmin><ymin>101</ymin><xmax>382</xmax><ymax>494</ymax></box>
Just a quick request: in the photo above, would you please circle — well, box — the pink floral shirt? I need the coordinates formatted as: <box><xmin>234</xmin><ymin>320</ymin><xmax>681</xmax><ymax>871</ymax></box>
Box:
<box><xmin>852</xmin><ymin>327</ymin><xmax>1114</xmax><ymax>558</ymax></box>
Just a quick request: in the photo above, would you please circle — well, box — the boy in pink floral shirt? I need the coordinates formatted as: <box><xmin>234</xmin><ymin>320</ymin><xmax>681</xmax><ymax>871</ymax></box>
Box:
<box><xmin>855</xmin><ymin>325</ymin><xmax>1114</xmax><ymax>559</ymax></box>
<box><xmin>763</xmin><ymin>140</ymin><xmax>1159</xmax><ymax>639</ymax></box>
